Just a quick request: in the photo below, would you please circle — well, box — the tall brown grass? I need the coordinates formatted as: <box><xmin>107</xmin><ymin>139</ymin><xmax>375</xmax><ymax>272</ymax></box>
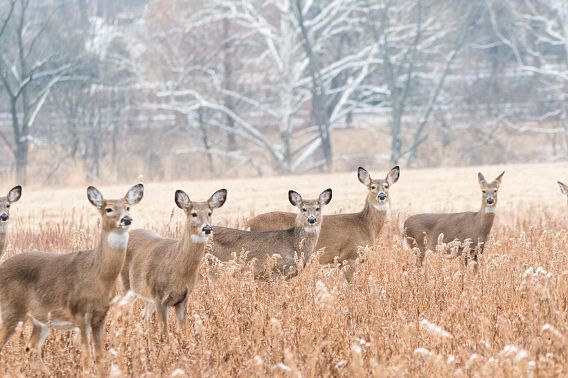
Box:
<box><xmin>1</xmin><ymin>163</ymin><xmax>568</xmax><ymax>376</ymax></box>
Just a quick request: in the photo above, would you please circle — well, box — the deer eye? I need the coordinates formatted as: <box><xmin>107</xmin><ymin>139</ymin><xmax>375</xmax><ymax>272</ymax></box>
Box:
<box><xmin>302</xmin><ymin>208</ymin><xmax>307</xmax><ymax>212</ymax></box>
<box><xmin>316</xmin><ymin>207</ymin><xmax>320</xmax><ymax>211</ymax></box>
<box><xmin>482</xmin><ymin>190</ymin><xmax>486</xmax><ymax>194</ymax></box>
<box><xmin>6</xmin><ymin>204</ymin><xmax>10</xmax><ymax>208</ymax></box>
<box><xmin>208</xmin><ymin>212</ymin><xmax>212</xmax><ymax>216</ymax></box>
<box><xmin>384</xmin><ymin>184</ymin><xmax>389</xmax><ymax>189</ymax></box>
<box><xmin>191</xmin><ymin>213</ymin><xmax>198</xmax><ymax>218</ymax></box>
<box><xmin>126</xmin><ymin>207</ymin><xmax>130</xmax><ymax>211</ymax></box>
<box><xmin>105</xmin><ymin>208</ymin><xmax>113</xmax><ymax>213</ymax></box>
<box><xmin>370</xmin><ymin>185</ymin><xmax>376</xmax><ymax>190</ymax></box>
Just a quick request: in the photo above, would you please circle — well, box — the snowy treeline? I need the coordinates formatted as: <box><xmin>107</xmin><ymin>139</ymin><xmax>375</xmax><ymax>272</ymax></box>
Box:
<box><xmin>0</xmin><ymin>0</ymin><xmax>567</xmax><ymax>183</ymax></box>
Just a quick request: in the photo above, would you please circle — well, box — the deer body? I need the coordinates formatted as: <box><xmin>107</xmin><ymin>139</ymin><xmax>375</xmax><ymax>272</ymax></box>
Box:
<box><xmin>209</xmin><ymin>189</ymin><xmax>332</xmax><ymax>279</ymax></box>
<box><xmin>246</xmin><ymin>167</ymin><xmax>399</xmax><ymax>275</ymax></box>
<box><xmin>404</xmin><ymin>171</ymin><xmax>504</xmax><ymax>264</ymax></box>
<box><xmin>121</xmin><ymin>189</ymin><xmax>227</xmax><ymax>340</ymax></box>
<box><xmin>0</xmin><ymin>184</ymin><xmax>143</xmax><ymax>372</ymax></box>
<box><xmin>0</xmin><ymin>186</ymin><xmax>22</xmax><ymax>257</ymax></box>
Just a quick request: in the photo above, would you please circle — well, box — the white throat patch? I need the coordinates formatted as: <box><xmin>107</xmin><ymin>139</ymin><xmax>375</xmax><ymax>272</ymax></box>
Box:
<box><xmin>304</xmin><ymin>226</ymin><xmax>320</xmax><ymax>234</ymax></box>
<box><xmin>107</xmin><ymin>232</ymin><xmax>129</xmax><ymax>249</ymax></box>
<box><xmin>485</xmin><ymin>207</ymin><xmax>497</xmax><ymax>214</ymax></box>
<box><xmin>192</xmin><ymin>234</ymin><xmax>209</xmax><ymax>244</ymax></box>
<box><xmin>374</xmin><ymin>203</ymin><xmax>390</xmax><ymax>212</ymax></box>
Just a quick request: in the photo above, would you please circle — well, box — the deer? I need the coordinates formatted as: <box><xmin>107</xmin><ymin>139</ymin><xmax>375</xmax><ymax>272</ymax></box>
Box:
<box><xmin>0</xmin><ymin>186</ymin><xmax>22</xmax><ymax>258</ymax></box>
<box><xmin>120</xmin><ymin>188</ymin><xmax>227</xmax><ymax>341</ymax></box>
<box><xmin>209</xmin><ymin>188</ymin><xmax>332</xmax><ymax>279</ymax></box>
<box><xmin>246</xmin><ymin>167</ymin><xmax>399</xmax><ymax>280</ymax></box>
<box><xmin>404</xmin><ymin>171</ymin><xmax>504</xmax><ymax>266</ymax></box>
<box><xmin>0</xmin><ymin>184</ymin><xmax>143</xmax><ymax>373</ymax></box>
<box><xmin>558</xmin><ymin>181</ymin><xmax>568</xmax><ymax>203</ymax></box>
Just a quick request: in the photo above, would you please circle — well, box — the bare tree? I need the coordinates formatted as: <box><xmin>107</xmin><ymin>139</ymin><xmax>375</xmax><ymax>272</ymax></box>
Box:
<box><xmin>0</xmin><ymin>0</ymin><xmax>81</xmax><ymax>182</ymax></box>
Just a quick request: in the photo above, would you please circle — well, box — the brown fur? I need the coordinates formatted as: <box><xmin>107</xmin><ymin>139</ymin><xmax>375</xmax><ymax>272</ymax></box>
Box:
<box><xmin>0</xmin><ymin>184</ymin><xmax>143</xmax><ymax>373</ymax></box>
<box><xmin>209</xmin><ymin>189</ymin><xmax>332</xmax><ymax>279</ymax></box>
<box><xmin>246</xmin><ymin>167</ymin><xmax>399</xmax><ymax>278</ymax></box>
<box><xmin>121</xmin><ymin>189</ymin><xmax>226</xmax><ymax>340</ymax></box>
<box><xmin>404</xmin><ymin>171</ymin><xmax>504</xmax><ymax>265</ymax></box>
<box><xmin>0</xmin><ymin>186</ymin><xmax>22</xmax><ymax>258</ymax></box>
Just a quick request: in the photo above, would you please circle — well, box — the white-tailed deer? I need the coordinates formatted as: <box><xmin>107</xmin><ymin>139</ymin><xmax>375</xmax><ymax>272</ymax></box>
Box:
<box><xmin>558</xmin><ymin>181</ymin><xmax>568</xmax><ymax>203</ymax></box>
<box><xmin>404</xmin><ymin>171</ymin><xmax>504</xmax><ymax>265</ymax></box>
<box><xmin>0</xmin><ymin>186</ymin><xmax>22</xmax><ymax>257</ymax></box>
<box><xmin>120</xmin><ymin>188</ymin><xmax>227</xmax><ymax>340</ymax></box>
<box><xmin>209</xmin><ymin>188</ymin><xmax>332</xmax><ymax>279</ymax></box>
<box><xmin>0</xmin><ymin>184</ymin><xmax>143</xmax><ymax>373</ymax></box>
<box><xmin>246</xmin><ymin>167</ymin><xmax>399</xmax><ymax>279</ymax></box>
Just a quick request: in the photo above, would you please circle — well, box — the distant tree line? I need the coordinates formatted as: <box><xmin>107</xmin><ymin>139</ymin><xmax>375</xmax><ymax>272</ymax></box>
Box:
<box><xmin>0</xmin><ymin>0</ymin><xmax>566</xmax><ymax>184</ymax></box>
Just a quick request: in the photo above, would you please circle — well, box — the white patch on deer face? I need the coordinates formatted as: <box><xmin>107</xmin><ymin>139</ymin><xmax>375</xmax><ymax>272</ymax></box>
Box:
<box><xmin>485</xmin><ymin>207</ymin><xmax>497</xmax><ymax>214</ymax></box>
<box><xmin>374</xmin><ymin>203</ymin><xmax>390</xmax><ymax>212</ymax></box>
<box><xmin>304</xmin><ymin>226</ymin><xmax>321</xmax><ymax>234</ymax></box>
<box><xmin>0</xmin><ymin>222</ymin><xmax>8</xmax><ymax>232</ymax></box>
<box><xmin>191</xmin><ymin>234</ymin><xmax>209</xmax><ymax>244</ymax></box>
<box><xmin>107</xmin><ymin>231</ymin><xmax>129</xmax><ymax>249</ymax></box>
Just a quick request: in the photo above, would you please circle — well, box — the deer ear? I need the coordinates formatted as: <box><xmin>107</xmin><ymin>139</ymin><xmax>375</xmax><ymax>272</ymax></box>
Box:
<box><xmin>558</xmin><ymin>181</ymin><xmax>568</xmax><ymax>195</ymax></box>
<box><xmin>386</xmin><ymin>166</ymin><xmax>400</xmax><ymax>185</ymax></box>
<box><xmin>493</xmin><ymin>171</ymin><xmax>505</xmax><ymax>187</ymax></box>
<box><xmin>319</xmin><ymin>188</ymin><xmax>332</xmax><ymax>206</ymax></box>
<box><xmin>175</xmin><ymin>190</ymin><xmax>190</xmax><ymax>209</ymax></box>
<box><xmin>358</xmin><ymin>167</ymin><xmax>371</xmax><ymax>186</ymax></box>
<box><xmin>478</xmin><ymin>172</ymin><xmax>487</xmax><ymax>187</ymax></box>
<box><xmin>7</xmin><ymin>185</ymin><xmax>22</xmax><ymax>203</ymax></box>
<box><xmin>288</xmin><ymin>190</ymin><xmax>302</xmax><ymax>207</ymax></box>
<box><xmin>87</xmin><ymin>186</ymin><xmax>104</xmax><ymax>209</ymax></box>
<box><xmin>208</xmin><ymin>189</ymin><xmax>227</xmax><ymax>209</ymax></box>
<box><xmin>126</xmin><ymin>184</ymin><xmax>144</xmax><ymax>205</ymax></box>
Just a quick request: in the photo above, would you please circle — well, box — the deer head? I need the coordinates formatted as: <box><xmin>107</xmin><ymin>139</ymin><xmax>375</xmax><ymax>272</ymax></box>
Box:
<box><xmin>288</xmin><ymin>188</ymin><xmax>332</xmax><ymax>233</ymax></box>
<box><xmin>358</xmin><ymin>166</ymin><xmax>400</xmax><ymax>211</ymax></box>
<box><xmin>478</xmin><ymin>172</ymin><xmax>505</xmax><ymax>212</ymax></box>
<box><xmin>175</xmin><ymin>189</ymin><xmax>227</xmax><ymax>243</ymax></box>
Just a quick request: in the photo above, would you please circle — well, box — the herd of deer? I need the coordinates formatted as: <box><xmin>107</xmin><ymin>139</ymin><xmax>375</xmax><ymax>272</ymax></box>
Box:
<box><xmin>0</xmin><ymin>167</ymin><xmax>563</xmax><ymax>373</ymax></box>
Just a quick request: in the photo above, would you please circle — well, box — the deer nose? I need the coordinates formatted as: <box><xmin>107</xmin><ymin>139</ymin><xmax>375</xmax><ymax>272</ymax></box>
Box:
<box><xmin>202</xmin><ymin>225</ymin><xmax>212</xmax><ymax>235</ymax></box>
<box><xmin>486</xmin><ymin>198</ymin><xmax>495</xmax><ymax>205</ymax></box>
<box><xmin>0</xmin><ymin>213</ymin><xmax>7</xmax><ymax>222</ymax></box>
<box><xmin>121</xmin><ymin>215</ymin><xmax>132</xmax><ymax>226</ymax></box>
<box><xmin>307</xmin><ymin>216</ymin><xmax>316</xmax><ymax>225</ymax></box>
<box><xmin>378</xmin><ymin>192</ymin><xmax>386</xmax><ymax>201</ymax></box>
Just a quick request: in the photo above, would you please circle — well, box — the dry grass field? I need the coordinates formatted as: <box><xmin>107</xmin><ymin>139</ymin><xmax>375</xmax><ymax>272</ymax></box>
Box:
<box><xmin>1</xmin><ymin>162</ymin><xmax>568</xmax><ymax>376</ymax></box>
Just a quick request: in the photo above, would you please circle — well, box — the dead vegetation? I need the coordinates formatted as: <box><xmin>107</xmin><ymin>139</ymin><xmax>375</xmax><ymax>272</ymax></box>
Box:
<box><xmin>0</xmin><ymin>163</ymin><xmax>568</xmax><ymax>376</ymax></box>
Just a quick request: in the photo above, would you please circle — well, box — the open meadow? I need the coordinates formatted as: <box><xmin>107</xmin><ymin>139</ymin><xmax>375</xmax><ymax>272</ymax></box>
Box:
<box><xmin>1</xmin><ymin>162</ymin><xmax>568</xmax><ymax>376</ymax></box>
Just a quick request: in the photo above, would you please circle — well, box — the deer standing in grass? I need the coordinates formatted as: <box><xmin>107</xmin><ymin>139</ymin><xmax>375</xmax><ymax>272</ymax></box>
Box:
<box><xmin>0</xmin><ymin>186</ymin><xmax>22</xmax><ymax>258</ymax></box>
<box><xmin>404</xmin><ymin>171</ymin><xmax>504</xmax><ymax>265</ymax></box>
<box><xmin>558</xmin><ymin>181</ymin><xmax>568</xmax><ymax>203</ymax></box>
<box><xmin>0</xmin><ymin>184</ymin><xmax>143</xmax><ymax>373</ymax></box>
<box><xmin>246</xmin><ymin>167</ymin><xmax>399</xmax><ymax>280</ymax></box>
<box><xmin>210</xmin><ymin>188</ymin><xmax>332</xmax><ymax>279</ymax></box>
<box><xmin>120</xmin><ymin>189</ymin><xmax>227</xmax><ymax>340</ymax></box>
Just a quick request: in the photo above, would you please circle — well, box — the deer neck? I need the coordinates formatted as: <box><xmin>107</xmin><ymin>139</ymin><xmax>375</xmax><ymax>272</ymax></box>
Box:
<box><xmin>95</xmin><ymin>228</ymin><xmax>130</xmax><ymax>290</ymax></box>
<box><xmin>361</xmin><ymin>200</ymin><xmax>387</xmax><ymax>244</ymax></box>
<box><xmin>476</xmin><ymin>202</ymin><xmax>496</xmax><ymax>240</ymax></box>
<box><xmin>293</xmin><ymin>217</ymin><xmax>320</xmax><ymax>264</ymax></box>
<box><xmin>175</xmin><ymin>221</ymin><xmax>207</xmax><ymax>278</ymax></box>
<box><xmin>0</xmin><ymin>222</ymin><xmax>7</xmax><ymax>255</ymax></box>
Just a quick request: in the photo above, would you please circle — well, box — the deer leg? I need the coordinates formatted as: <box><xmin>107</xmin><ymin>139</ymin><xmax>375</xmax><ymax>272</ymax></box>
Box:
<box><xmin>154</xmin><ymin>299</ymin><xmax>168</xmax><ymax>342</ymax></box>
<box><xmin>79</xmin><ymin>323</ymin><xmax>93</xmax><ymax>373</ymax></box>
<box><xmin>144</xmin><ymin>302</ymin><xmax>156</xmax><ymax>328</ymax></box>
<box><xmin>92</xmin><ymin>321</ymin><xmax>106</xmax><ymax>376</ymax></box>
<box><xmin>342</xmin><ymin>258</ymin><xmax>357</xmax><ymax>283</ymax></box>
<box><xmin>26</xmin><ymin>319</ymin><xmax>49</xmax><ymax>373</ymax></box>
<box><xmin>174</xmin><ymin>298</ymin><xmax>188</xmax><ymax>331</ymax></box>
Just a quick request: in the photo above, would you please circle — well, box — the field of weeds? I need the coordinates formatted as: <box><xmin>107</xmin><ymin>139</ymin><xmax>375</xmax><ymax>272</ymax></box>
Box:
<box><xmin>1</xmin><ymin>162</ymin><xmax>568</xmax><ymax>376</ymax></box>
